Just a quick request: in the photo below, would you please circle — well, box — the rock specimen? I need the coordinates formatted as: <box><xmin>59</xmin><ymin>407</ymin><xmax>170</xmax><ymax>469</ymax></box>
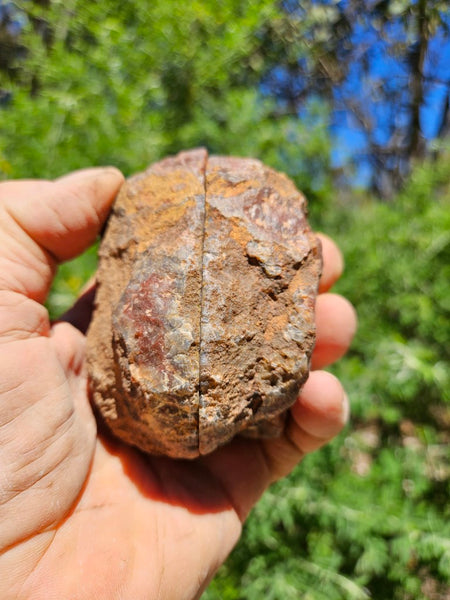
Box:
<box><xmin>87</xmin><ymin>149</ymin><xmax>322</xmax><ymax>458</ymax></box>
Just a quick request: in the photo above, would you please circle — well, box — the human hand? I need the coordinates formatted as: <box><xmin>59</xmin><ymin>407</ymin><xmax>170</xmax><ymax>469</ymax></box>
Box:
<box><xmin>0</xmin><ymin>168</ymin><xmax>356</xmax><ymax>599</ymax></box>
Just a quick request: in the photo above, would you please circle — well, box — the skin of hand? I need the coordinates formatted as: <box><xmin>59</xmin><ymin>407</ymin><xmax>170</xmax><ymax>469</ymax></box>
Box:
<box><xmin>0</xmin><ymin>168</ymin><xmax>357</xmax><ymax>600</ymax></box>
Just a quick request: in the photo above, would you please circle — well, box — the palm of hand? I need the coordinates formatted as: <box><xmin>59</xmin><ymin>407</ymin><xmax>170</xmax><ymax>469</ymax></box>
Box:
<box><xmin>1</xmin><ymin>310</ymin><xmax>266</xmax><ymax>599</ymax></box>
<box><xmin>0</xmin><ymin>169</ymin><xmax>356</xmax><ymax>600</ymax></box>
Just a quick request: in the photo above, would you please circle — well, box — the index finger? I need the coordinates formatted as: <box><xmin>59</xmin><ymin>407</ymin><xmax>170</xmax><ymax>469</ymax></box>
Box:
<box><xmin>316</xmin><ymin>233</ymin><xmax>344</xmax><ymax>293</ymax></box>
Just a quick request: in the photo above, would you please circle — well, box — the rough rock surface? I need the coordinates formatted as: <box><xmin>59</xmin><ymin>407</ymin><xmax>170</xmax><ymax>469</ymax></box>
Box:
<box><xmin>87</xmin><ymin>149</ymin><xmax>322</xmax><ymax>458</ymax></box>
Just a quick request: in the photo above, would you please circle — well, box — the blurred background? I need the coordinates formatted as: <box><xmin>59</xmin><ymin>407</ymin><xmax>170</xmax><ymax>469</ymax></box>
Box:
<box><xmin>1</xmin><ymin>1</ymin><xmax>449</xmax><ymax>598</ymax></box>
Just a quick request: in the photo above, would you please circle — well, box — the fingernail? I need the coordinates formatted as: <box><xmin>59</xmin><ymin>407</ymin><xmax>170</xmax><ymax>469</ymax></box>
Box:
<box><xmin>56</xmin><ymin>166</ymin><xmax>124</xmax><ymax>184</ymax></box>
<box><xmin>341</xmin><ymin>393</ymin><xmax>350</xmax><ymax>425</ymax></box>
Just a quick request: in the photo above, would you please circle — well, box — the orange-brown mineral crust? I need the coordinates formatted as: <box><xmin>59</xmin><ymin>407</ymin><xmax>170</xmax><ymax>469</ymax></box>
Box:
<box><xmin>87</xmin><ymin>149</ymin><xmax>322</xmax><ymax>459</ymax></box>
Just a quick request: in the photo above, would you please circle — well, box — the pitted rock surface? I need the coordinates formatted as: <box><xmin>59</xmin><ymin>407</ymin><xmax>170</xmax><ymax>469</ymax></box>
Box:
<box><xmin>87</xmin><ymin>149</ymin><xmax>322</xmax><ymax>458</ymax></box>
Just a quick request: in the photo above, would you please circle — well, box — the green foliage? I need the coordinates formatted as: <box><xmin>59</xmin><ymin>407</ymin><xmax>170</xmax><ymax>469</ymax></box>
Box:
<box><xmin>205</xmin><ymin>440</ymin><xmax>449</xmax><ymax>599</ymax></box>
<box><xmin>0</xmin><ymin>0</ymin><xmax>331</xmax><ymax>202</ymax></box>
<box><xmin>325</xmin><ymin>156</ymin><xmax>450</xmax><ymax>423</ymax></box>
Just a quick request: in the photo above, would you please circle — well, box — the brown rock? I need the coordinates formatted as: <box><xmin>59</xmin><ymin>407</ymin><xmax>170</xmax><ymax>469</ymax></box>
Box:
<box><xmin>87</xmin><ymin>149</ymin><xmax>322</xmax><ymax>458</ymax></box>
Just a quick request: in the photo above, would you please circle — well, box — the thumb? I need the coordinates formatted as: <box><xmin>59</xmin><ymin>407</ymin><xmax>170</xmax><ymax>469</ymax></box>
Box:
<box><xmin>0</xmin><ymin>167</ymin><xmax>124</xmax><ymax>304</ymax></box>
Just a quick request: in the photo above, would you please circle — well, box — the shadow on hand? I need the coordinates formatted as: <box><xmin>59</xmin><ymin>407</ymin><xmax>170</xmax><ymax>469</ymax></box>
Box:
<box><xmin>97</xmin><ymin>417</ymin><xmax>237</xmax><ymax>517</ymax></box>
<box><xmin>59</xmin><ymin>283</ymin><xmax>97</xmax><ymax>334</ymax></box>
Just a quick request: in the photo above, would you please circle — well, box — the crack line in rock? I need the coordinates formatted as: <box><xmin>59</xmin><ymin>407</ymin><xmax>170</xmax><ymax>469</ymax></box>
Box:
<box><xmin>197</xmin><ymin>150</ymin><xmax>208</xmax><ymax>452</ymax></box>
